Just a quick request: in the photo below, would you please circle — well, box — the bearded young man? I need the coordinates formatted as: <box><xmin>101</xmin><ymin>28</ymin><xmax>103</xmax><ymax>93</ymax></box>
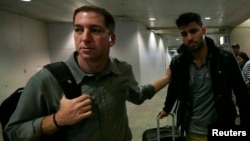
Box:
<box><xmin>158</xmin><ymin>12</ymin><xmax>250</xmax><ymax>141</ymax></box>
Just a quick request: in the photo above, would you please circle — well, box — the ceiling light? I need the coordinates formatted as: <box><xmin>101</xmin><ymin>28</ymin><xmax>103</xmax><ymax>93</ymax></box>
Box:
<box><xmin>204</xmin><ymin>17</ymin><xmax>211</xmax><ymax>20</ymax></box>
<box><xmin>149</xmin><ymin>18</ymin><xmax>156</xmax><ymax>21</ymax></box>
<box><xmin>21</xmin><ymin>0</ymin><xmax>31</xmax><ymax>2</ymax></box>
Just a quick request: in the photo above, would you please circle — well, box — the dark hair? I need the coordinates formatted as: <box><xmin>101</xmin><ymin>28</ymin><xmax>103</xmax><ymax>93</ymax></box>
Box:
<box><xmin>231</xmin><ymin>44</ymin><xmax>240</xmax><ymax>49</ymax></box>
<box><xmin>237</xmin><ymin>51</ymin><xmax>249</xmax><ymax>62</ymax></box>
<box><xmin>175</xmin><ymin>12</ymin><xmax>203</xmax><ymax>28</ymax></box>
<box><xmin>73</xmin><ymin>5</ymin><xmax>115</xmax><ymax>33</ymax></box>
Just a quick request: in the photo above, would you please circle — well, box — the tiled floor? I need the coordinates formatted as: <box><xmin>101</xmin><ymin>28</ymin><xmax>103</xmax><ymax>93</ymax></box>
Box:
<box><xmin>127</xmin><ymin>87</ymin><xmax>170</xmax><ymax>141</ymax></box>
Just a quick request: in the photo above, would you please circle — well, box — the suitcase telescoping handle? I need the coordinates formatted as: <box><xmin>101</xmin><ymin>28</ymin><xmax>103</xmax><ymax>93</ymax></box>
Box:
<box><xmin>157</xmin><ymin>113</ymin><xmax>176</xmax><ymax>141</ymax></box>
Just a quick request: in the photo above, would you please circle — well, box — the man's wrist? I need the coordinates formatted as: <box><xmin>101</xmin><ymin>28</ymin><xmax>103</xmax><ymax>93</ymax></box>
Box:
<box><xmin>53</xmin><ymin>113</ymin><xmax>62</xmax><ymax>129</ymax></box>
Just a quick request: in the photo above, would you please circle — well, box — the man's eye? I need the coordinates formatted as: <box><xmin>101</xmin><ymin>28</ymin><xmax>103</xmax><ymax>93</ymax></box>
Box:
<box><xmin>190</xmin><ymin>29</ymin><xmax>197</xmax><ymax>34</ymax></box>
<box><xmin>181</xmin><ymin>32</ymin><xmax>187</xmax><ymax>37</ymax></box>
<box><xmin>91</xmin><ymin>28</ymin><xmax>102</xmax><ymax>33</ymax></box>
<box><xmin>75</xmin><ymin>28</ymin><xmax>83</xmax><ymax>34</ymax></box>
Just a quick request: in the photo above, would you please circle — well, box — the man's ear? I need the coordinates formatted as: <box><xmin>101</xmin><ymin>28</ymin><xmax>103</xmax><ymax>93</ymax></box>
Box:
<box><xmin>202</xmin><ymin>25</ymin><xmax>207</xmax><ymax>34</ymax></box>
<box><xmin>109</xmin><ymin>33</ymin><xmax>116</xmax><ymax>47</ymax></box>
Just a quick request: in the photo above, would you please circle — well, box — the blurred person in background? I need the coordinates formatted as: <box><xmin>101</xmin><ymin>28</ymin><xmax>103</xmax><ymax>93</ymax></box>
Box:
<box><xmin>231</xmin><ymin>44</ymin><xmax>240</xmax><ymax>56</ymax></box>
<box><xmin>242</xmin><ymin>58</ymin><xmax>250</xmax><ymax>88</ymax></box>
<box><xmin>236</xmin><ymin>51</ymin><xmax>249</xmax><ymax>70</ymax></box>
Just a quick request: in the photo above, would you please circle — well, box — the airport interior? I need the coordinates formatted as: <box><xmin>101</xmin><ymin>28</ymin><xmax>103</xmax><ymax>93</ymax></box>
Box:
<box><xmin>0</xmin><ymin>0</ymin><xmax>250</xmax><ymax>141</ymax></box>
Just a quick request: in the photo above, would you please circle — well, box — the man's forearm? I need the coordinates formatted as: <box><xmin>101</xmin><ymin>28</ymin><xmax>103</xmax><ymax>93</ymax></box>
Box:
<box><xmin>152</xmin><ymin>66</ymin><xmax>171</xmax><ymax>92</ymax></box>
<box><xmin>152</xmin><ymin>74</ymin><xmax>170</xmax><ymax>93</ymax></box>
<box><xmin>41</xmin><ymin>114</ymin><xmax>59</xmax><ymax>136</ymax></box>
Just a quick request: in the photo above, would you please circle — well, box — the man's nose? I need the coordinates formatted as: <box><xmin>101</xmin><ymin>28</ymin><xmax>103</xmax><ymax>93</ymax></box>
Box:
<box><xmin>186</xmin><ymin>32</ymin><xmax>193</xmax><ymax>40</ymax></box>
<box><xmin>81</xmin><ymin>30</ymin><xmax>91</xmax><ymax>41</ymax></box>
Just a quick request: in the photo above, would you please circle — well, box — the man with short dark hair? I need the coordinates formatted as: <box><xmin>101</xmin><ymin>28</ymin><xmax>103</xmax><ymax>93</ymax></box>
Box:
<box><xmin>231</xmin><ymin>44</ymin><xmax>240</xmax><ymax>55</ymax></box>
<box><xmin>157</xmin><ymin>12</ymin><xmax>250</xmax><ymax>141</ymax></box>
<box><xmin>5</xmin><ymin>5</ymin><xmax>171</xmax><ymax>141</ymax></box>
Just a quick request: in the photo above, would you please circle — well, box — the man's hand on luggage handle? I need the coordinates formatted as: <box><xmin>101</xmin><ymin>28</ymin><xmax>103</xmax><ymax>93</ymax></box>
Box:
<box><xmin>157</xmin><ymin>109</ymin><xmax>168</xmax><ymax>119</ymax></box>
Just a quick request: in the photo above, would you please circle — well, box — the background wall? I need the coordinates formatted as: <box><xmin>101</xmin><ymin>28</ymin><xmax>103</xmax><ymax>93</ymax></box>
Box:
<box><xmin>137</xmin><ymin>24</ymin><xmax>170</xmax><ymax>83</ymax></box>
<box><xmin>230</xmin><ymin>19</ymin><xmax>250</xmax><ymax>55</ymax></box>
<box><xmin>0</xmin><ymin>11</ymin><xmax>50</xmax><ymax>102</ymax></box>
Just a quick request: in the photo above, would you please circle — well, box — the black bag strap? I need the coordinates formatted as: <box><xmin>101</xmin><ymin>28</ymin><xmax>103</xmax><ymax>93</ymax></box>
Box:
<box><xmin>44</xmin><ymin>62</ymin><xmax>81</xmax><ymax>99</ymax></box>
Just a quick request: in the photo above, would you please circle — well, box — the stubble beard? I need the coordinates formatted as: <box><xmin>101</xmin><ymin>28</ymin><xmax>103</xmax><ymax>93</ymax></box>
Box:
<box><xmin>188</xmin><ymin>41</ymin><xmax>204</xmax><ymax>53</ymax></box>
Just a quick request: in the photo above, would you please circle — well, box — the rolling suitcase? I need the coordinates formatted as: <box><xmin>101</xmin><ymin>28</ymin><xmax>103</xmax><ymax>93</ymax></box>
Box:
<box><xmin>142</xmin><ymin>113</ymin><xmax>185</xmax><ymax>141</ymax></box>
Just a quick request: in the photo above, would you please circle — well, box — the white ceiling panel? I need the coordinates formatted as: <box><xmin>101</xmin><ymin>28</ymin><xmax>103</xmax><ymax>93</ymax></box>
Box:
<box><xmin>0</xmin><ymin>0</ymin><xmax>250</xmax><ymax>38</ymax></box>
